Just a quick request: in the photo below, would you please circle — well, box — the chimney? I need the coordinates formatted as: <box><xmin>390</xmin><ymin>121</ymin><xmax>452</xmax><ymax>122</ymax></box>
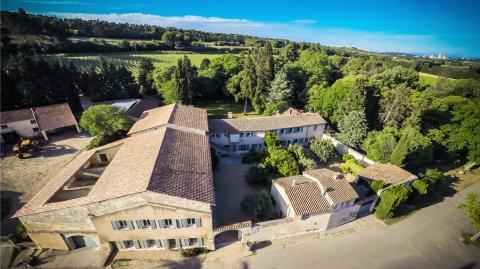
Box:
<box><xmin>227</xmin><ymin>112</ymin><xmax>233</xmax><ymax>119</ymax></box>
<box><xmin>333</xmin><ymin>173</ymin><xmax>342</xmax><ymax>180</ymax></box>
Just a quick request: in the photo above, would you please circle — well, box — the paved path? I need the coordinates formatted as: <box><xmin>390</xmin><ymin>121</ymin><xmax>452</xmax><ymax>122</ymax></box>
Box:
<box><xmin>239</xmin><ymin>182</ymin><xmax>480</xmax><ymax>269</ymax></box>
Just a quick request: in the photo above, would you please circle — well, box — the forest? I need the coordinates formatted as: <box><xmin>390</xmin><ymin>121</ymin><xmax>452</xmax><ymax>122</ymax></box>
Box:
<box><xmin>1</xmin><ymin>8</ymin><xmax>479</xmax><ymax>170</ymax></box>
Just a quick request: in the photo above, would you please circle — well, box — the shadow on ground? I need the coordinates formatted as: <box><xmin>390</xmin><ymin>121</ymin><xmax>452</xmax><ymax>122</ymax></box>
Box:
<box><xmin>1</xmin><ymin>191</ymin><xmax>24</xmax><ymax>236</ymax></box>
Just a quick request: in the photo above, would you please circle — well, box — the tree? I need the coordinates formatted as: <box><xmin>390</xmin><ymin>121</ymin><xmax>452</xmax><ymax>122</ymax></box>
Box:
<box><xmin>264</xmin><ymin>70</ymin><xmax>292</xmax><ymax>115</ymax></box>
<box><xmin>338</xmin><ymin>110</ymin><xmax>368</xmax><ymax>148</ymax></box>
<box><xmin>251</xmin><ymin>43</ymin><xmax>274</xmax><ymax>112</ymax></box>
<box><xmin>240</xmin><ymin>54</ymin><xmax>257</xmax><ymax>113</ymax></box>
<box><xmin>379</xmin><ymin>84</ymin><xmax>412</xmax><ymax>128</ymax></box>
<box><xmin>458</xmin><ymin>192</ymin><xmax>480</xmax><ymax>241</ymax></box>
<box><xmin>288</xmin><ymin>144</ymin><xmax>316</xmax><ymax>171</ymax></box>
<box><xmin>175</xmin><ymin>56</ymin><xmax>196</xmax><ymax>104</ymax></box>
<box><xmin>137</xmin><ymin>58</ymin><xmax>154</xmax><ymax>95</ymax></box>
<box><xmin>161</xmin><ymin>31</ymin><xmax>176</xmax><ymax>47</ymax></box>
<box><xmin>309</xmin><ymin>138</ymin><xmax>335</xmax><ymax>162</ymax></box>
<box><xmin>412</xmin><ymin>179</ymin><xmax>429</xmax><ymax>195</ymax></box>
<box><xmin>241</xmin><ymin>190</ymin><xmax>274</xmax><ymax>220</ymax></box>
<box><xmin>264</xmin><ymin>131</ymin><xmax>281</xmax><ymax>148</ymax></box>
<box><xmin>362</xmin><ymin>127</ymin><xmax>399</xmax><ymax>163</ymax></box>
<box><xmin>373</xmin><ymin>66</ymin><xmax>418</xmax><ymax>93</ymax></box>
<box><xmin>390</xmin><ymin>127</ymin><xmax>433</xmax><ymax>167</ymax></box>
<box><xmin>370</xmin><ymin>180</ymin><xmax>385</xmax><ymax>193</ymax></box>
<box><xmin>375</xmin><ymin>184</ymin><xmax>412</xmax><ymax>220</ymax></box>
<box><xmin>199</xmin><ymin>58</ymin><xmax>211</xmax><ymax>70</ymax></box>
<box><xmin>79</xmin><ymin>105</ymin><xmax>133</xmax><ymax>137</ymax></box>
<box><xmin>265</xmin><ymin>146</ymin><xmax>300</xmax><ymax>177</ymax></box>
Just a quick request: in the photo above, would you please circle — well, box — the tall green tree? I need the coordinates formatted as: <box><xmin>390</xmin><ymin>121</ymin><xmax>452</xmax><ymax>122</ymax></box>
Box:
<box><xmin>80</xmin><ymin>105</ymin><xmax>133</xmax><ymax>137</ymax></box>
<box><xmin>390</xmin><ymin>126</ymin><xmax>433</xmax><ymax>167</ymax></box>
<box><xmin>362</xmin><ymin>127</ymin><xmax>399</xmax><ymax>163</ymax></box>
<box><xmin>379</xmin><ymin>84</ymin><xmax>412</xmax><ymax>128</ymax></box>
<box><xmin>239</xmin><ymin>54</ymin><xmax>257</xmax><ymax>114</ymax></box>
<box><xmin>174</xmin><ymin>56</ymin><xmax>196</xmax><ymax>104</ymax></box>
<box><xmin>137</xmin><ymin>58</ymin><xmax>155</xmax><ymax>95</ymax></box>
<box><xmin>338</xmin><ymin>110</ymin><xmax>368</xmax><ymax>148</ymax></box>
<box><xmin>251</xmin><ymin>43</ymin><xmax>274</xmax><ymax>113</ymax></box>
<box><xmin>264</xmin><ymin>70</ymin><xmax>292</xmax><ymax>115</ymax></box>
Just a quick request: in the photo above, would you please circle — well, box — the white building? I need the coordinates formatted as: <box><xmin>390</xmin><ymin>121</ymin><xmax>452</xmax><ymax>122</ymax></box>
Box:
<box><xmin>208</xmin><ymin>113</ymin><xmax>327</xmax><ymax>155</ymax></box>
<box><xmin>271</xmin><ymin>169</ymin><xmax>360</xmax><ymax>231</ymax></box>
<box><xmin>0</xmin><ymin>103</ymin><xmax>80</xmax><ymax>143</ymax></box>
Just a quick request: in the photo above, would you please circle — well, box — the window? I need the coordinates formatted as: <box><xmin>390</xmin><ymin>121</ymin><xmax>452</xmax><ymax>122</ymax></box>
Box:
<box><xmin>313</xmin><ymin>125</ymin><xmax>318</xmax><ymax>131</ymax></box>
<box><xmin>161</xmin><ymin>219</ymin><xmax>173</xmax><ymax>228</ymax></box>
<box><xmin>299</xmin><ymin>138</ymin><xmax>304</xmax><ymax>144</ymax></box>
<box><xmin>188</xmin><ymin>238</ymin><xmax>198</xmax><ymax>246</ymax></box>
<box><xmin>32</xmin><ymin>127</ymin><xmax>39</xmax><ymax>132</ymax></box>
<box><xmin>293</xmin><ymin>127</ymin><xmax>302</xmax><ymax>133</ymax></box>
<box><xmin>251</xmin><ymin>144</ymin><xmax>258</xmax><ymax>150</ymax></box>
<box><xmin>112</xmin><ymin>220</ymin><xmax>135</xmax><ymax>230</ymax></box>
<box><xmin>137</xmin><ymin>219</ymin><xmax>156</xmax><ymax>229</ymax></box>
<box><xmin>123</xmin><ymin>240</ymin><xmax>135</xmax><ymax>249</ymax></box>
<box><xmin>0</xmin><ymin>124</ymin><xmax>7</xmax><ymax>129</ymax></box>
<box><xmin>293</xmin><ymin>139</ymin><xmax>298</xmax><ymax>144</ymax></box>
<box><xmin>279</xmin><ymin>129</ymin><xmax>285</xmax><ymax>135</ymax></box>
<box><xmin>224</xmin><ymin>133</ymin><xmax>230</xmax><ymax>137</ymax></box>
<box><xmin>240</xmin><ymin>133</ymin><xmax>245</xmax><ymax>137</ymax></box>
<box><xmin>99</xmin><ymin>153</ymin><xmax>108</xmax><ymax>162</ymax></box>
<box><xmin>167</xmin><ymin>239</ymin><xmax>177</xmax><ymax>249</ymax></box>
<box><xmin>285</xmin><ymin>128</ymin><xmax>292</xmax><ymax>134</ymax></box>
<box><xmin>214</xmin><ymin>134</ymin><xmax>221</xmax><ymax>138</ymax></box>
<box><xmin>186</xmin><ymin>218</ymin><xmax>196</xmax><ymax>227</ymax></box>
<box><xmin>145</xmin><ymin>239</ymin><xmax>157</xmax><ymax>248</ymax></box>
<box><xmin>239</xmin><ymin>144</ymin><xmax>249</xmax><ymax>151</ymax></box>
<box><xmin>30</xmin><ymin>119</ymin><xmax>36</xmax><ymax>124</ymax></box>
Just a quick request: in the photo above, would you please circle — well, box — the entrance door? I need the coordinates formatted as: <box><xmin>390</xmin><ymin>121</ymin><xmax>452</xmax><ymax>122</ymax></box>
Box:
<box><xmin>67</xmin><ymin>235</ymin><xmax>96</xmax><ymax>249</ymax></box>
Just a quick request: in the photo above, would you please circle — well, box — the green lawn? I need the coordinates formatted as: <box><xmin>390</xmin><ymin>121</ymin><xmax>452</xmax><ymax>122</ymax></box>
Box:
<box><xmin>44</xmin><ymin>51</ymin><xmax>226</xmax><ymax>77</ymax></box>
<box><xmin>419</xmin><ymin>72</ymin><xmax>455</xmax><ymax>86</ymax></box>
<box><xmin>194</xmin><ymin>102</ymin><xmax>260</xmax><ymax>119</ymax></box>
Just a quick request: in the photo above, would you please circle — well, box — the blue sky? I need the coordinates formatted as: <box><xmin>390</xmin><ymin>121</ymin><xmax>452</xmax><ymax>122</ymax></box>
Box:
<box><xmin>2</xmin><ymin>0</ymin><xmax>480</xmax><ymax>58</ymax></box>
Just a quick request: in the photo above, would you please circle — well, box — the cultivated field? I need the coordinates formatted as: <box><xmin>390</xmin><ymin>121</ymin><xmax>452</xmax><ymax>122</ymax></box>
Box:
<box><xmin>45</xmin><ymin>51</ymin><xmax>227</xmax><ymax>77</ymax></box>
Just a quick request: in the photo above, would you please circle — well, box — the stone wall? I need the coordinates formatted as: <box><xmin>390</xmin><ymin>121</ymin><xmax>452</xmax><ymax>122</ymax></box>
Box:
<box><xmin>322</xmin><ymin>133</ymin><xmax>375</xmax><ymax>166</ymax></box>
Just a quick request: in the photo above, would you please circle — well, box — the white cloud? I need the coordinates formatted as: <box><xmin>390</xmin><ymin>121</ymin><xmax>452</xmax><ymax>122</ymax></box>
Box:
<box><xmin>50</xmin><ymin>12</ymin><xmax>457</xmax><ymax>55</ymax></box>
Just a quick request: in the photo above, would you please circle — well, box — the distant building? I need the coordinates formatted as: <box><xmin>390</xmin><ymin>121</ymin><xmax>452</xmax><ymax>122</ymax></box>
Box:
<box><xmin>0</xmin><ymin>103</ymin><xmax>80</xmax><ymax>142</ymax></box>
<box><xmin>79</xmin><ymin>95</ymin><xmax>159</xmax><ymax>119</ymax></box>
<box><xmin>208</xmin><ymin>112</ymin><xmax>327</xmax><ymax>155</ymax></box>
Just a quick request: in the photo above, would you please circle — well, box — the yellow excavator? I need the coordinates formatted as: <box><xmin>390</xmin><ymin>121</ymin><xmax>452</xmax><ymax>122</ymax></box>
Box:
<box><xmin>12</xmin><ymin>139</ymin><xmax>42</xmax><ymax>159</ymax></box>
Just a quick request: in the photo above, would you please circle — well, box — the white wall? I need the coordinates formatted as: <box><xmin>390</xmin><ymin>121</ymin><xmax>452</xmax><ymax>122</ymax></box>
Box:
<box><xmin>327</xmin><ymin>204</ymin><xmax>360</xmax><ymax>229</ymax></box>
<box><xmin>322</xmin><ymin>133</ymin><xmax>375</xmax><ymax>165</ymax></box>
<box><xmin>271</xmin><ymin>184</ymin><xmax>294</xmax><ymax>218</ymax></box>
<box><xmin>1</xmin><ymin>120</ymin><xmax>40</xmax><ymax>138</ymax></box>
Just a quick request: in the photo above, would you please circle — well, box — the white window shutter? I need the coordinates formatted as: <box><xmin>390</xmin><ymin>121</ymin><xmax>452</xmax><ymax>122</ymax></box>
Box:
<box><xmin>111</xmin><ymin>221</ymin><xmax>118</xmax><ymax>230</ymax></box>
<box><xmin>181</xmin><ymin>219</ymin><xmax>187</xmax><ymax>227</ymax></box>
<box><xmin>175</xmin><ymin>219</ymin><xmax>180</xmax><ymax>228</ymax></box>
<box><xmin>195</xmin><ymin>218</ymin><xmax>202</xmax><ymax>228</ymax></box>
<box><xmin>155</xmin><ymin>240</ymin><xmax>162</xmax><ymax>248</ymax></box>
<box><xmin>176</xmin><ymin>239</ymin><xmax>181</xmax><ymax>249</ymax></box>
<box><xmin>150</xmin><ymin>220</ymin><xmax>157</xmax><ymax>229</ymax></box>
<box><xmin>116</xmin><ymin>241</ymin><xmax>125</xmax><ymax>249</ymax></box>
<box><xmin>197</xmin><ymin>237</ymin><xmax>204</xmax><ymax>246</ymax></box>
<box><xmin>133</xmin><ymin>240</ymin><xmax>141</xmax><ymax>249</ymax></box>
<box><xmin>136</xmin><ymin>220</ymin><xmax>143</xmax><ymax>229</ymax></box>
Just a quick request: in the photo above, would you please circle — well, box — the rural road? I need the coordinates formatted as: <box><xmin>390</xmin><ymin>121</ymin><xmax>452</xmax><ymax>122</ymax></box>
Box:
<box><xmin>238</xmin><ymin>182</ymin><xmax>480</xmax><ymax>269</ymax></box>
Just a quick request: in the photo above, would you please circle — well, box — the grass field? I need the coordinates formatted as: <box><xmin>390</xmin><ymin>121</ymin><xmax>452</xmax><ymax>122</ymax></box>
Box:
<box><xmin>45</xmin><ymin>51</ymin><xmax>227</xmax><ymax>77</ymax></box>
<box><xmin>194</xmin><ymin>102</ymin><xmax>260</xmax><ymax>119</ymax></box>
<box><xmin>419</xmin><ymin>72</ymin><xmax>455</xmax><ymax>86</ymax></box>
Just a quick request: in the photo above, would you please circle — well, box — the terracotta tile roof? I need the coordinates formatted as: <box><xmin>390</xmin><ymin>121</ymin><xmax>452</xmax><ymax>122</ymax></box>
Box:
<box><xmin>148</xmin><ymin>128</ymin><xmax>214</xmax><ymax>203</ymax></box>
<box><xmin>127</xmin><ymin>99</ymin><xmax>159</xmax><ymax>118</ymax></box>
<box><xmin>0</xmin><ymin>108</ymin><xmax>34</xmax><ymax>124</ymax></box>
<box><xmin>128</xmin><ymin>103</ymin><xmax>208</xmax><ymax>135</ymax></box>
<box><xmin>33</xmin><ymin>103</ymin><xmax>78</xmax><ymax>131</ymax></box>
<box><xmin>274</xmin><ymin>175</ymin><xmax>331</xmax><ymax>215</ymax></box>
<box><xmin>304</xmin><ymin>169</ymin><xmax>359</xmax><ymax>205</ymax></box>
<box><xmin>357</xmin><ymin>163</ymin><xmax>417</xmax><ymax>186</ymax></box>
<box><xmin>208</xmin><ymin>113</ymin><xmax>326</xmax><ymax>133</ymax></box>
<box><xmin>14</xmin><ymin>126</ymin><xmax>215</xmax><ymax>217</ymax></box>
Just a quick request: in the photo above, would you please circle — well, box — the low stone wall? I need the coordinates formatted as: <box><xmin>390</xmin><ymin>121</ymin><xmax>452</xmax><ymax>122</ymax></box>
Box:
<box><xmin>322</xmin><ymin>134</ymin><xmax>375</xmax><ymax>166</ymax></box>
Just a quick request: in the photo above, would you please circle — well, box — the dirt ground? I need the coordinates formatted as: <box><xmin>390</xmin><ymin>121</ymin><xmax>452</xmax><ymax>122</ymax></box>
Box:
<box><xmin>213</xmin><ymin>163</ymin><xmax>265</xmax><ymax>226</ymax></box>
<box><xmin>0</xmin><ymin>131</ymin><xmax>91</xmax><ymax>235</ymax></box>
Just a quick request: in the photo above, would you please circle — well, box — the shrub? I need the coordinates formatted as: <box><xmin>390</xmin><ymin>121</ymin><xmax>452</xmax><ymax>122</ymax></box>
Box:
<box><xmin>341</xmin><ymin>159</ymin><xmax>364</xmax><ymax>176</ymax></box>
<box><xmin>80</xmin><ymin>105</ymin><xmax>133</xmax><ymax>137</ymax></box>
<box><xmin>244</xmin><ymin>164</ymin><xmax>275</xmax><ymax>185</ymax></box>
<box><xmin>265</xmin><ymin>146</ymin><xmax>300</xmax><ymax>177</ymax></box>
<box><xmin>242</xmin><ymin>148</ymin><xmax>266</xmax><ymax>164</ymax></box>
<box><xmin>342</xmin><ymin>153</ymin><xmax>353</xmax><ymax>161</ymax></box>
<box><xmin>241</xmin><ymin>190</ymin><xmax>274</xmax><ymax>220</ymax></box>
<box><xmin>370</xmin><ymin>180</ymin><xmax>385</xmax><ymax>193</ymax></box>
<box><xmin>264</xmin><ymin>131</ymin><xmax>280</xmax><ymax>148</ymax></box>
<box><xmin>86</xmin><ymin>134</ymin><xmax>116</xmax><ymax>150</ymax></box>
<box><xmin>15</xmin><ymin>223</ymin><xmax>29</xmax><ymax>241</ymax></box>
<box><xmin>181</xmin><ymin>247</ymin><xmax>209</xmax><ymax>257</ymax></box>
<box><xmin>375</xmin><ymin>184</ymin><xmax>412</xmax><ymax>219</ymax></box>
<box><xmin>288</xmin><ymin>144</ymin><xmax>317</xmax><ymax>171</ymax></box>
<box><xmin>309</xmin><ymin>139</ymin><xmax>335</xmax><ymax>162</ymax></box>
<box><xmin>421</xmin><ymin>168</ymin><xmax>446</xmax><ymax>185</ymax></box>
<box><xmin>412</xmin><ymin>179</ymin><xmax>429</xmax><ymax>195</ymax></box>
